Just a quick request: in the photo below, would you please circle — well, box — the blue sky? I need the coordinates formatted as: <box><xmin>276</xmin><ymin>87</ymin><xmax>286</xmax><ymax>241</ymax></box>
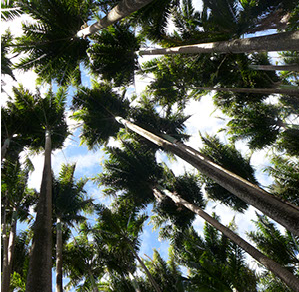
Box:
<box><xmin>1</xmin><ymin>3</ymin><xmax>282</xmax><ymax>288</ymax></box>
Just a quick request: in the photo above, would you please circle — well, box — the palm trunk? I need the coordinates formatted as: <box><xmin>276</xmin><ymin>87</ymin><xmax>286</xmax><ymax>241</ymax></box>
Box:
<box><xmin>138</xmin><ymin>31</ymin><xmax>299</xmax><ymax>55</ymax></box>
<box><xmin>56</xmin><ymin>217</ymin><xmax>63</xmax><ymax>292</ymax></box>
<box><xmin>154</xmin><ymin>187</ymin><xmax>299</xmax><ymax>292</ymax></box>
<box><xmin>77</xmin><ymin>0</ymin><xmax>154</xmax><ymax>38</ymax></box>
<box><xmin>26</xmin><ymin>129</ymin><xmax>53</xmax><ymax>292</ymax></box>
<box><xmin>127</xmin><ymin>243</ymin><xmax>162</xmax><ymax>292</ymax></box>
<box><xmin>1</xmin><ymin>137</ymin><xmax>11</xmax><ymax>161</ymax></box>
<box><xmin>1</xmin><ymin>195</ymin><xmax>8</xmax><ymax>290</ymax></box>
<box><xmin>115</xmin><ymin>117</ymin><xmax>299</xmax><ymax>236</ymax></box>
<box><xmin>2</xmin><ymin>206</ymin><xmax>18</xmax><ymax>292</ymax></box>
<box><xmin>193</xmin><ymin>86</ymin><xmax>299</xmax><ymax>96</ymax></box>
<box><xmin>249</xmin><ymin>64</ymin><xmax>299</xmax><ymax>72</ymax></box>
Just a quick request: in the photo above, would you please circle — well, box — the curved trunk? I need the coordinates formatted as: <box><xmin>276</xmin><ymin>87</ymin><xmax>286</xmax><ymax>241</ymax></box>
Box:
<box><xmin>2</xmin><ymin>206</ymin><xmax>18</xmax><ymax>292</ymax></box>
<box><xmin>193</xmin><ymin>86</ymin><xmax>299</xmax><ymax>96</ymax></box>
<box><xmin>77</xmin><ymin>0</ymin><xmax>154</xmax><ymax>38</ymax></box>
<box><xmin>154</xmin><ymin>187</ymin><xmax>299</xmax><ymax>292</ymax></box>
<box><xmin>249</xmin><ymin>64</ymin><xmax>299</xmax><ymax>72</ymax></box>
<box><xmin>127</xmin><ymin>243</ymin><xmax>162</xmax><ymax>292</ymax></box>
<box><xmin>26</xmin><ymin>130</ymin><xmax>52</xmax><ymax>292</ymax></box>
<box><xmin>1</xmin><ymin>138</ymin><xmax>11</xmax><ymax>161</ymax></box>
<box><xmin>138</xmin><ymin>31</ymin><xmax>299</xmax><ymax>55</ymax></box>
<box><xmin>115</xmin><ymin>117</ymin><xmax>299</xmax><ymax>236</ymax></box>
<box><xmin>56</xmin><ymin>217</ymin><xmax>63</xmax><ymax>292</ymax></box>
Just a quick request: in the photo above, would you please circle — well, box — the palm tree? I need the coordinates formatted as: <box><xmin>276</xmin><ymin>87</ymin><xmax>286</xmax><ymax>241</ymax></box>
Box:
<box><xmin>198</xmin><ymin>134</ymin><xmax>258</xmax><ymax>213</ymax></box>
<box><xmin>52</xmin><ymin>163</ymin><xmax>93</xmax><ymax>292</ymax></box>
<box><xmin>266</xmin><ymin>155</ymin><xmax>299</xmax><ymax>206</ymax></box>
<box><xmin>76</xmin><ymin>0</ymin><xmax>156</xmax><ymax>38</ymax></box>
<box><xmin>63</xmin><ymin>231</ymin><xmax>105</xmax><ymax>292</ymax></box>
<box><xmin>1</xmin><ymin>30</ymin><xmax>16</xmax><ymax>83</ymax></box>
<box><xmin>96</xmin><ymin>140</ymin><xmax>299</xmax><ymax>291</ymax></box>
<box><xmin>92</xmin><ymin>202</ymin><xmax>162</xmax><ymax>292</ymax></box>
<box><xmin>13</xmin><ymin>86</ymin><xmax>69</xmax><ymax>292</ymax></box>
<box><xmin>14</xmin><ymin>0</ymin><xmax>94</xmax><ymax>86</ymax></box>
<box><xmin>87</xmin><ymin>23</ymin><xmax>141</xmax><ymax>87</ymax></box>
<box><xmin>1</xmin><ymin>159</ymin><xmax>37</xmax><ymax>292</ymax></box>
<box><xmin>114</xmin><ymin>116</ymin><xmax>299</xmax><ymax>236</ymax></box>
<box><xmin>138</xmin><ymin>30</ymin><xmax>299</xmax><ymax>55</ymax></box>
<box><xmin>171</xmin><ymin>219</ymin><xmax>257</xmax><ymax>292</ymax></box>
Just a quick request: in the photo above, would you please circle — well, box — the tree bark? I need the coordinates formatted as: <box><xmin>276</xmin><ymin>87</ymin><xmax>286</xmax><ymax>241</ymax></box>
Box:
<box><xmin>138</xmin><ymin>31</ymin><xmax>299</xmax><ymax>55</ymax></box>
<box><xmin>77</xmin><ymin>0</ymin><xmax>155</xmax><ymax>38</ymax></box>
<box><xmin>128</xmin><ymin>243</ymin><xmax>162</xmax><ymax>292</ymax></box>
<box><xmin>56</xmin><ymin>217</ymin><xmax>63</xmax><ymax>292</ymax></box>
<box><xmin>155</xmin><ymin>187</ymin><xmax>299</xmax><ymax>292</ymax></box>
<box><xmin>1</xmin><ymin>206</ymin><xmax>18</xmax><ymax>292</ymax></box>
<box><xmin>249</xmin><ymin>64</ymin><xmax>299</xmax><ymax>72</ymax></box>
<box><xmin>26</xmin><ymin>129</ymin><xmax>53</xmax><ymax>292</ymax></box>
<box><xmin>115</xmin><ymin>117</ymin><xmax>299</xmax><ymax>236</ymax></box>
<box><xmin>1</xmin><ymin>137</ymin><xmax>11</xmax><ymax>161</ymax></box>
<box><xmin>193</xmin><ymin>86</ymin><xmax>299</xmax><ymax>96</ymax></box>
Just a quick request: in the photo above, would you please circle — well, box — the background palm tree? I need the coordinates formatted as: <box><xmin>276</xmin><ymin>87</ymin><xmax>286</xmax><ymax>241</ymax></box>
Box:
<box><xmin>52</xmin><ymin>163</ymin><xmax>93</xmax><ymax>292</ymax></box>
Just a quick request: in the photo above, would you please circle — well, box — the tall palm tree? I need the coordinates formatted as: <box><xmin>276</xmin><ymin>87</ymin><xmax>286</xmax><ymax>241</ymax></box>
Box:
<box><xmin>114</xmin><ymin>116</ymin><xmax>299</xmax><ymax>237</ymax></box>
<box><xmin>13</xmin><ymin>86</ymin><xmax>69</xmax><ymax>292</ymax></box>
<box><xmin>138</xmin><ymin>30</ymin><xmax>299</xmax><ymax>56</ymax></box>
<box><xmin>52</xmin><ymin>163</ymin><xmax>93</xmax><ymax>292</ymax></box>
<box><xmin>96</xmin><ymin>140</ymin><xmax>299</xmax><ymax>291</ymax></box>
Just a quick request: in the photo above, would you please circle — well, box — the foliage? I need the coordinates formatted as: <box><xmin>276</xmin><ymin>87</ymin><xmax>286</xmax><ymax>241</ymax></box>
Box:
<box><xmin>72</xmin><ymin>81</ymin><xmax>130</xmax><ymax>149</ymax></box>
<box><xmin>198</xmin><ymin>134</ymin><xmax>257</xmax><ymax>212</ymax></box>
<box><xmin>1</xmin><ymin>29</ymin><xmax>15</xmax><ymax>81</ymax></box>
<box><xmin>13</xmin><ymin>0</ymin><xmax>95</xmax><ymax>85</ymax></box>
<box><xmin>173</xmin><ymin>218</ymin><xmax>257</xmax><ymax>291</ymax></box>
<box><xmin>88</xmin><ymin>24</ymin><xmax>141</xmax><ymax>87</ymax></box>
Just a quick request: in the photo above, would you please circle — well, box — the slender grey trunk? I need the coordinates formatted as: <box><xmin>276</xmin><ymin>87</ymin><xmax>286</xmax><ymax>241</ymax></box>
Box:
<box><xmin>26</xmin><ymin>129</ymin><xmax>52</xmax><ymax>292</ymax></box>
<box><xmin>249</xmin><ymin>64</ymin><xmax>299</xmax><ymax>72</ymax></box>
<box><xmin>127</xmin><ymin>243</ymin><xmax>162</xmax><ymax>292</ymax></box>
<box><xmin>1</xmin><ymin>138</ymin><xmax>11</xmax><ymax>161</ymax></box>
<box><xmin>155</xmin><ymin>187</ymin><xmax>299</xmax><ymax>292</ymax></box>
<box><xmin>1</xmin><ymin>195</ymin><xmax>8</xmax><ymax>291</ymax></box>
<box><xmin>138</xmin><ymin>31</ymin><xmax>299</xmax><ymax>55</ymax></box>
<box><xmin>193</xmin><ymin>86</ymin><xmax>299</xmax><ymax>96</ymax></box>
<box><xmin>115</xmin><ymin>117</ymin><xmax>299</xmax><ymax>236</ymax></box>
<box><xmin>77</xmin><ymin>0</ymin><xmax>154</xmax><ymax>38</ymax></box>
<box><xmin>56</xmin><ymin>217</ymin><xmax>63</xmax><ymax>292</ymax></box>
<box><xmin>1</xmin><ymin>206</ymin><xmax>18</xmax><ymax>292</ymax></box>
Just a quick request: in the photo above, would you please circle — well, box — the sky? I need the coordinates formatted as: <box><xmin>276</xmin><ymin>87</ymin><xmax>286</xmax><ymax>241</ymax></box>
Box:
<box><xmin>1</xmin><ymin>1</ymin><xmax>283</xmax><ymax>287</ymax></box>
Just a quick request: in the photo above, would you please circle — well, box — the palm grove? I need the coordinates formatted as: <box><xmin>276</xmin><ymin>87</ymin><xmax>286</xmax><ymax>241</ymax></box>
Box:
<box><xmin>1</xmin><ymin>0</ymin><xmax>299</xmax><ymax>291</ymax></box>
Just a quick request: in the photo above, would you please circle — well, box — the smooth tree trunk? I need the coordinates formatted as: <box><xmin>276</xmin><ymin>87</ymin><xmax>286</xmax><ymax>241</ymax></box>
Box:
<box><xmin>1</xmin><ymin>137</ymin><xmax>11</xmax><ymax>161</ymax></box>
<box><xmin>249</xmin><ymin>64</ymin><xmax>299</xmax><ymax>72</ymax></box>
<box><xmin>138</xmin><ymin>31</ymin><xmax>299</xmax><ymax>55</ymax></box>
<box><xmin>154</xmin><ymin>187</ymin><xmax>299</xmax><ymax>292</ymax></box>
<box><xmin>115</xmin><ymin>117</ymin><xmax>299</xmax><ymax>236</ymax></box>
<box><xmin>77</xmin><ymin>0</ymin><xmax>154</xmax><ymax>38</ymax></box>
<box><xmin>193</xmin><ymin>86</ymin><xmax>299</xmax><ymax>96</ymax></box>
<box><xmin>1</xmin><ymin>206</ymin><xmax>18</xmax><ymax>292</ymax></box>
<box><xmin>26</xmin><ymin>130</ymin><xmax>53</xmax><ymax>292</ymax></box>
<box><xmin>56</xmin><ymin>217</ymin><xmax>63</xmax><ymax>292</ymax></box>
<box><xmin>127</xmin><ymin>243</ymin><xmax>162</xmax><ymax>292</ymax></box>
<box><xmin>1</xmin><ymin>196</ymin><xmax>9</xmax><ymax>291</ymax></box>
